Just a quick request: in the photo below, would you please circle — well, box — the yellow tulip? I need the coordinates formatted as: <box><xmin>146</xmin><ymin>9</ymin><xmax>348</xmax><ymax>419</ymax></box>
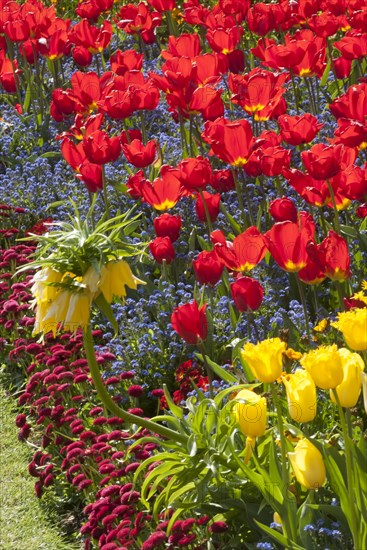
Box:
<box><xmin>99</xmin><ymin>260</ymin><xmax>144</xmax><ymax>303</ymax></box>
<box><xmin>330</xmin><ymin>348</ymin><xmax>364</xmax><ymax>408</ymax></box>
<box><xmin>331</xmin><ymin>308</ymin><xmax>367</xmax><ymax>351</ymax></box>
<box><xmin>300</xmin><ymin>345</ymin><xmax>343</xmax><ymax>390</ymax></box>
<box><xmin>282</xmin><ymin>370</ymin><xmax>316</xmax><ymax>423</ymax></box>
<box><xmin>241</xmin><ymin>338</ymin><xmax>287</xmax><ymax>383</ymax></box>
<box><xmin>362</xmin><ymin>372</ymin><xmax>367</xmax><ymax>415</ymax></box>
<box><xmin>234</xmin><ymin>389</ymin><xmax>267</xmax><ymax>438</ymax></box>
<box><xmin>288</xmin><ymin>439</ymin><xmax>326</xmax><ymax>490</ymax></box>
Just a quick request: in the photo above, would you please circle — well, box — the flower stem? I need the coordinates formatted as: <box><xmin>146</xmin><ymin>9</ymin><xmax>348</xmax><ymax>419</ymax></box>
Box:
<box><xmin>295</xmin><ymin>275</ymin><xmax>312</xmax><ymax>343</ymax></box>
<box><xmin>326</xmin><ymin>179</ymin><xmax>341</xmax><ymax>234</ymax></box>
<box><xmin>83</xmin><ymin>324</ymin><xmax>188</xmax><ymax>444</ymax></box>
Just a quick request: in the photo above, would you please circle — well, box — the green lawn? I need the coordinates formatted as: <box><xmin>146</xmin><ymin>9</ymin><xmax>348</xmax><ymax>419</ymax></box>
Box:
<box><xmin>0</xmin><ymin>391</ymin><xmax>80</xmax><ymax>550</ymax></box>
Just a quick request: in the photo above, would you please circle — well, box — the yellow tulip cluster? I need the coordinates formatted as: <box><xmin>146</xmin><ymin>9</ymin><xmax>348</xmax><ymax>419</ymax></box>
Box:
<box><xmin>31</xmin><ymin>260</ymin><xmax>143</xmax><ymax>336</ymax></box>
<box><xmin>234</xmin><ymin>328</ymin><xmax>366</xmax><ymax>491</ymax></box>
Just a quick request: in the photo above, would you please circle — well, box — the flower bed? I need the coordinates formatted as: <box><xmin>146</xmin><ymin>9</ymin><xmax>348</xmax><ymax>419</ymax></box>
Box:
<box><xmin>0</xmin><ymin>0</ymin><xmax>367</xmax><ymax>549</ymax></box>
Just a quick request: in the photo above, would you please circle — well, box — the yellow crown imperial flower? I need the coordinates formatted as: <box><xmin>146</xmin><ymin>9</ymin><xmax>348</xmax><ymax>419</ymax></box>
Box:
<box><xmin>300</xmin><ymin>344</ymin><xmax>343</xmax><ymax>390</ymax></box>
<box><xmin>241</xmin><ymin>338</ymin><xmax>287</xmax><ymax>383</ymax></box>
<box><xmin>330</xmin><ymin>348</ymin><xmax>365</xmax><ymax>408</ymax></box>
<box><xmin>331</xmin><ymin>308</ymin><xmax>367</xmax><ymax>351</ymax></box>
<box><xmin>288</xmin><ymin>438</ymin><xmax>326</xmax><ymax>490</ymax></box>
<box><xmin>99</xmin><ymin>260</ymin><xmax>145</xmax><ymax>303</ymax></box>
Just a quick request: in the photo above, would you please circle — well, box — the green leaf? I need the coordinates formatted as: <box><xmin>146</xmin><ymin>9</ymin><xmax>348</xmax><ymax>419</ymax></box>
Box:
<box><xmin>93</xmin><ymin>293</ymin><xmax>119</xmax><ymax>336</ymax></box>
<box><xmin>254</xmin><ymin>520</ymin><xmax>304</xmax><ymax>549</ymax></box>
<box><xmin>320</xmin><ymin>59</ymin><xmax>331</xmax><ymax>87</ymax></box>
<box><xmin>163</xmin><ymin>384</ymin><xmax>183</xmax><ymax>418</ymax></box>
<box><xmin>197</xmin><ymin>235</ymin><xmax>211</xmax><ymax>251</ymax></box>
<box><xmin>195</xmin><ymin>353</ymin><xmax>238</xmax><ymax>384</ymax></box>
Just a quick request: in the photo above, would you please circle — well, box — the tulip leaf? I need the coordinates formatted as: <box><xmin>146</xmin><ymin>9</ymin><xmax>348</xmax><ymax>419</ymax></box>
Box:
<box><xmin>195</xmin><ymin>353</ymin><xmax>238</xmax><ymax>384</ymax></box>
<box><xmin>254</xmin><ymin>520</ymin><xmax>304</xmax><ymax>550</ymax></box>
<box><xmin>340</xmin><ymin>224</ymin><xmax>358</xmax><ymax>239</ymax></box>
<box><xmin>320</xmin><ymin>59</ymin><xmax>331</xmax><ymax>87</ymax></box>
<box><xmin>93</xmin><ymin>293</ymin><xmax>119</xmax><ymax>336</ymax></box>
<box><xmin>163</xmin><ymin>384</ymin><xmax>184</xmax><ymax>419</ymax></box>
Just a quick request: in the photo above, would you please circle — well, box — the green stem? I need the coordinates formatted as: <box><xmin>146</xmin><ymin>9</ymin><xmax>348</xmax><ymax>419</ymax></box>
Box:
<box><xmin>332</xmin><ymin>389</ymin><xmax>359</xmax><ymax>548</ymax></box>
<box><xmin>101</xmin><ymin>166</ymin><xmax>110</xmax><ymax>218</ymax></box>
<box><xmin>198</xmin><ymin>189</ymin><xmax>213</xmax><ymax>242</ymax></box>
<box><xmin>83</xmin><ymin>325</ymin><xmax>188</xmax><ymax>444</ymax></box>
<box><xmin>289</xmin><ymin>69</ymin><xmax>300</xmax><ymax>115</ymax></box>
<box><xmin>326</xmin><ymin>179</ymin><xmax>341</xmax><ymax>234</ymax></box>
<box><xmin>295</xmin><ymin>275</ymin><xmax>312</xmax><ymax>343</ymax></box>
<box><xmin>231</xmin><ymin>168</ymin><xmax>249</xmax><ymax>228</ymax></box>
<box><xmin>270</xmin><ymin>385</ymin><xmax>298</xmax><ymax>544</ymax></box>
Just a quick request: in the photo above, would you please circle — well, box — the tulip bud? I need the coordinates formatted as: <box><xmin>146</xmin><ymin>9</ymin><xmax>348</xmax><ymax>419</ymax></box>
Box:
<box><xmin>241</xmin><ymin>338</ymin><xmax>287</xmax><ymax>383</ymax></box>
<box><xmin>193</xmin><ymin>250</ymin><xmax>223</xmax><ymax>286</ymax></box>
<box><xmin>300</xmin><ymin>345</ymin><xmax>344</xmax><ymax>389</ymax></box>
<box><xmin>230</xmin><ymin>276</ymin><xmax>264</xmax><ymax>312</ymax></box>
<box><xmin>282</xmin><ymin>370</ymin><xmax>316</xmax><ymax>423</ymax></box>
<box><xmin>269</xmin><ymin>197</ymin><xmax>298</xmax><ymax>223</ymax></box>
<box><xmin>171</xmin><ymin>300</ymin><xmax>208</xmax><ymax>345</ymax></box>
<box><xmin>149</xmin><ymin>237</ymin><xmax>175</xmax><ymax>264</ymax></box>
<box><xmin>195</xmin><ymin>191</ymin><xmax>221</xmax><ymax>222</ymax></box>
<box><xmin>288</xmin><ymin>439</ymin><xmax>326</xmax><ymax>490</ymax></box>
<box><xmin>330</xmin><ymin>348</ymin><xmax>364</xmax><ymax>408</ymax></box>
<box><xmin>234</xmin><ymin>389</ymin><xmax>267</xmax><ymax>438</ymax></box>
<box><xmin>153</xmin><ymin>213</ymin><xmax>182</xmax><ymax>242</ymax></box>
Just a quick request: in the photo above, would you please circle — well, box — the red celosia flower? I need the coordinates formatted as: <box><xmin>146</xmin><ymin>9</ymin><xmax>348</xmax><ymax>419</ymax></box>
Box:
<box><xmin>209</xmin><ymin>521</ymin><xmax>229</xmax><ymax>533</ymax></box>
<box><xmin>153</xmin><ymin>213</ymin><xmax>182</xmax><ymax>242</ymax></box>
<box><xmin>122</xmin><ymin>139</ymin><xmax>157</xmax><ymax>168</ymax></box>
<box><xmin>195</xmin><ymin>191</ymin><xmax>221</xmax><ymax>222</ymax></box>
<box><xmin>193</xmin><ymin>250</ymin><xmax>224</xmax><ymax>286</ymax></box>
<box><xmin>149</xmin><ymin>236</ymin><xmax>175</xmax><ymax>264</ymax></box>
<box><xmin>231</xmin><ymin>276</ymin><xmax>264</xmax><ymax>312</ymax></box>
<box><xmin>128</xmin><ymin>385</ymin><xmax>144</xmax><ymax>397</ymax></box>
<box><xmin>171</xmin><ymin>300</ymin><xmax>208</xmax><ymax>345</ymax></box>
<box><xmin>278</xmin><ymin>113</ymin><xmax>323</xmax><ymax>146</ymax></box>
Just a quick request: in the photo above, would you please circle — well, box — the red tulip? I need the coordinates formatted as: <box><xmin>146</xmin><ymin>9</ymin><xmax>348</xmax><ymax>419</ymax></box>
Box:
<box><xmin>330</xmin><ymin>83</ymin><xmax>367</xmax><ymax>123</ymax></box>
<box><xmin>264</xmin><ymin>221</ymin><xmax>311</xmax><ymax>272</ymax></box>
<box><xmin>278</xmin><ymin>114</ymin><xmax>323</xmax><ymax>146</ymax></box>
<box><xmin>215</xmin><ymin>226</ymin><xmax>266</xmax><ymax>272</ymax></box>
<box><xmin>298</xmin><ymin>259</ymin><xmax>326</xmax><ymax>286</ymax></box>
<box><xmin>83</xmin><ymin>130</ymin><xmax>121</xmax><ymax>164</ymax></box>
<box><xmin>110</xmin><ymin>49</ymin><xmax>143</xmax><ymax>75</ymax></box>
<box><xmin>211</xmin><ymin>169</ymin><xmax>235</xmax><ymax>192</ymax></box>
<box><xmin>308</xmin><ymin>231</ymin><xmax>351</xmax><ymax>281</ymax></box>
<box><xmin>122</xmin><ymin>139</ymin><xmax>157</xmax><ymax>168</ymax></box>
<box><xmin>301</xmin><ymin>143</ymin><xmax>356</xmax><ymax>181</ymax></box>
<box><xmin>161</xmin><ymin>34</ymin><xmax>201</xmax><ymax>59</ymax></box>
<box><xmin>153</xmin><ymin>213</ymin><xmax>182</xmax><ymax>242</ymax></box>
<box><xmin>269</xmin><ymin>197</ymin><xmax>298</xmax><ymax>223</ymax></box>
<box><xmin>195</xmin><ymin>192</ymin><xmax>221</xmax><ymax>222</ymax></box>
<box><xmin>356</xmin><ymin>204</ymin><xmax>367</xmax><ymax>218</ymax></box>
<box><xmin>171</xmin><ymin>300</ymin><xmax>208</xmax><ymax>345</ymax></box>
<box><xmin>149</xmin><ymin>236</ymin><xmax>175</xmax><ymax>264</ymax></box>
<box><xmin>177</xmin><ymin>157</ymin><xmax>213</xmax><ymax>191</ymax></box>
<box><xmin>193</xmin><ymin>250</ymin><xmax>224</xmax><ymax>286</ymax></box>
<box><xmin>231</xmin><ymin>276</ymin><xmax>264</xmax><ymax>312</ymax></box>
<box><xmin>202</xmin><ymin>117</ymin><xmax>254</xmax><ymax>167</ymax></box>
<box><xmin>141</xmin><ymin>170</ymin><xmax>182</xmax><ymax>210</ymax></box>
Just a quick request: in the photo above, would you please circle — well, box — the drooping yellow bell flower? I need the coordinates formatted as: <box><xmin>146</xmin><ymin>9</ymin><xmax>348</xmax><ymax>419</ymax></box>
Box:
<box><xmin>282</xmin><ymin>370</ymin><xmax>316</xmax><ymax>423</ymax></box>
<box><xmin>234</xmin><ymin>389</ymin><xmax>267</xmax><ymax>438</ymax></box>
<box><xmin>63</xmin><ymin>291</ymin><xmax>92</xmax><ymax>333</ymax></box>
<box><xmin>300</xmin><ymin>345</ymin><xmax>343</xmax><ymax>390</ymax></box>
<box><xmin>241</xmin><ymin>338</ymin><xmax>287</xmax><ymax>383</ymax></box>
<box><xmin>99</xmin><ymin>260</ymin><xmax>144</xmax><ymax>303</ymax></box>
<box><xmin>288</xmin><ymin>439</ymin><xmax>326</xmax><ymax>490</ymax></box>
<box><xmin>37</xmin><ymin>290</ymin><xmax>70</xmax><ymax>336</ymax></box>
<box><xmin>31</xmin><ymin>267</ymin><xmax>63</xmax><ymax>303</ymax></box>
<box><xmin>331</xmin><ymin>308</ymin><xmax>367</xmax><ymax>351</ymax></box>
<box><xmin>330</xmin><ymin>348</ymin><xmax>364</xmax><ymax>408</ymax></box>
